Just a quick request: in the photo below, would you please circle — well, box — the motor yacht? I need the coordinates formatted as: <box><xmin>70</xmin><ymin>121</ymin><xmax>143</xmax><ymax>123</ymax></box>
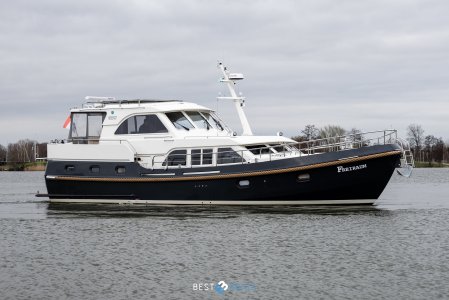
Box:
<box><xmin>42</xmin><ymin>63</ymin><xmax>414</xmax><ymax>205</ymax></box>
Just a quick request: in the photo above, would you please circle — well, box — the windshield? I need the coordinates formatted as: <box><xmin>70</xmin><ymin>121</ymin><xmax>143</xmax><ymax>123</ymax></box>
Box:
<box><xmin>201</xmin><ymin>112</ymin><xmax>225</xmax><ymax>131</ymax></box>
<box><xmin>166</xmin><ymin>112</ymin><xmax>194</xmax><ymax>131</ymax></box>
<box><xmin>186</xmin><ymin>112</ymin><xmax>211</xmax><ymax>130</ymax></box>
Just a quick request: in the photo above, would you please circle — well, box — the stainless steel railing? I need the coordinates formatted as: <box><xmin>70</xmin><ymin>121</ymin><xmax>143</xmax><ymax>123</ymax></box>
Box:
<box><xmin>146</xmin><ymin>130</ymin><xmax>402</xmax><ymax>169</ymax></box>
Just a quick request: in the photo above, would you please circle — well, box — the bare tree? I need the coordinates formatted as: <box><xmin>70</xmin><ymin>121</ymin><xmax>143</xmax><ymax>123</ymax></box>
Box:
<box><xmin>434</xmin><ymin>138</ymin><xmax>445</xmax><ymax>163</ymax></box>
<box><xmin>6</xmin><ymin>139</ymin><xmax>38</xmax><ymax>162</ymax></box>
<box><xmin>424</xmin><ymin>135</ymin><xmax>437</xmax><ymax>165</ymax></box>
<box><xmin>0</xmin><ymin>144</ymin><xmax>6</xmax><ymax>163</ymax></box>
<box><xmin>292</xmin><ymin>124</ymin><xmax>319</xmax><ymax>143</ymax></box>
<box><xmin>319</xmin><ymin>125</ymin><xmax>346</xmax><ymax>139</ymax></box>
<box><xmin>302</xmin><ymin>124</ymin><xmax>319</xmax><ymax>141</ymax></box>
<box><xmin>407</xmin><ymin>124</ymin><xmax>424</xmax><ymax>159</ymax></box>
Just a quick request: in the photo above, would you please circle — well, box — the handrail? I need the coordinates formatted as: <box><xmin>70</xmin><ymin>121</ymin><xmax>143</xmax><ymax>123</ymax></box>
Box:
<box><xmin>147</xmin><ymin>129</ymin><xmax>399</xmax><ymax>169</ymax></box>
<box><xmin>57</xmin><ymin>130</ymin><xmax>401</xmax><ymax>169</ymax></box>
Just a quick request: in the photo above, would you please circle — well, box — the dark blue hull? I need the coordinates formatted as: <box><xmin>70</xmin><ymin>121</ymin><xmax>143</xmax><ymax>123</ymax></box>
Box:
<box><xmin>44</xmin><ymin>145</ymin><xmax>401</xmax><ymax>204</ymax></box>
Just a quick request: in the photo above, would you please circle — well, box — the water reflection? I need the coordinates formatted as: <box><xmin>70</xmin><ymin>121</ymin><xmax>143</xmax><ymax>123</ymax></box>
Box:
<box><xmin>46</xmin><ymin>202</ymin><xmax>389</xmax><ymax>218</ymax></box>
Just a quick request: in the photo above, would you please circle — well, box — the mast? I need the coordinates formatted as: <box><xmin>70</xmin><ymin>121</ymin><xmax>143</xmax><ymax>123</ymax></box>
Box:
<box><xmin>217</xmin><ymin>62</ymin><xmax>253</xmax><ymax>136</ymax></box>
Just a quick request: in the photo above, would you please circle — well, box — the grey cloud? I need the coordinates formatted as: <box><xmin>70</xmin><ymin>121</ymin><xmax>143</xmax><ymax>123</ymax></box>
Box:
<box><xmin>0</xmin><ymin>0</ymin><xmax>448</xmax><ymax>144</ymax></box>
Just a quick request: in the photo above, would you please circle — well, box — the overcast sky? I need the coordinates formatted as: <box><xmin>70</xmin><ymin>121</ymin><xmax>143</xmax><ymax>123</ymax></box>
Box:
<box><xmin>1</xmin><ymin>0</ymin><xmax>448</xmax><ymax>145</ymax></box>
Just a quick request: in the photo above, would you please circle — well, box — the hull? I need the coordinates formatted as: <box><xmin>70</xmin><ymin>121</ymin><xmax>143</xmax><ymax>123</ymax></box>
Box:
<box><xmin>44</xmin><ymin>145</ymin><xmax>401</xmax><ymax>205</ymax></box>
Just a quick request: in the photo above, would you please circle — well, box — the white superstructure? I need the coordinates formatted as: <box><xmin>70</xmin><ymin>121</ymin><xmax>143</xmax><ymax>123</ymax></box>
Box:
<box><xmin>48</xmin><ymin>63</ymin><xmax>299</xmax><ymax>169</ymax></box>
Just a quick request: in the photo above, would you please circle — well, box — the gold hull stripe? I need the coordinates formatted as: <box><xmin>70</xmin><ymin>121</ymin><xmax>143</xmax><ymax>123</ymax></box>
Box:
<box><xmin>49</xmin><ymin>150</ymin><xmax>401</xmax><ymax>183</ymax></box>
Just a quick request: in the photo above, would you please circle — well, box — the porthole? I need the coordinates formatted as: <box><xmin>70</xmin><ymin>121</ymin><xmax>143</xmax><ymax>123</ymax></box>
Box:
<box><xmin>65</xmin><ymin>165</ymin><xmax>75</xmax><ymax>172</ymax></box>
<box><xmin>238</xmin><ymin>180</ymin><xmax>250</xmax><ymax>188</ymax></box>
<box><xmin>297</xmin><ymin>173</ymin><xmax>310</xmax><ymax>183</ymax></box>
<box><xmin>116</xmin><ymin>166</ymin><xmax>126</xmax><ymax>174</ymax></box>
<box><xmin>90</xmin><ymin>166</ymin><xmax>100</xmax><ymax>173</ymax></box>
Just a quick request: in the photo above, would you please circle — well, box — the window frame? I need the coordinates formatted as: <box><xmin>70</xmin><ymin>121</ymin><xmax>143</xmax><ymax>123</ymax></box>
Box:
<box><xmin>115</xmin><ymin>114</ymin><xmax>168</xmax><ymax>135</ymax></box>
<box><xmin>69</xmin><ymin>112</ymin><xmax>106</xmax><ymax>144</ymax></box>
<box><xmin>165</xmin><ymin>112</ymin><xmax>195</xmax><ymax>131</ymax></box>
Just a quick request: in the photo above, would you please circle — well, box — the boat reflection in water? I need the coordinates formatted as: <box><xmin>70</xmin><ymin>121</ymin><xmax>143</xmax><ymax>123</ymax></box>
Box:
<box><xmin>46</xmin><ymin>202</ymin><xmax>389</xmax><ymax>218</ymax></box>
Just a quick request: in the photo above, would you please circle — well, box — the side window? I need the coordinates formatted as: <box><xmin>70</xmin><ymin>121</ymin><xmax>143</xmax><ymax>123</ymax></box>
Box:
<box><xmin>87</xmin><ymin>113</ymin><xmax>104</xmax><ymax>139</ymax></box>
<box><xmin>115</xmin><ymin>116</ymin><xmax>136</xmax><ymax>134</ymax></box>
<box><xmin>217</xmin><ymin>148</ymin><xmax>245</xmax><ymax>164</ymax></box>
<box><xmin>163</xmin><ymin>150</ymin><xmax>187</xmax><ymax>166</ymax></box>
<box><xmin>203</xmin><ymin>149</ymin><xmax>213</xmax><ymax>165</ymax></box>
<box><xmin>70</xmin><ymin>112</ymin><xmax>106</xmax><ymax>144</ymax></box>
<box><xmin>191</xmin><ymin>149</ymin><xmax>201</xmax><ymax>166</ymax></box>
<box><xmin>116</xmin><ymin>115</ymin><xmax>167</xmax><ymax>134</ymax></box>
<box><xmin>136</xmin><ymin>115</ymin><xmax>168</xmax><ymax>133</ymax></box>
<box><xmin>71</xmin><ymin>113</ymin><xmax>87</xmax><ymax>140</ymax></box>
<box><xmin>191</xmin><ymin>148</ymin><xmax>213</xmax><ymax>166</ymax></box>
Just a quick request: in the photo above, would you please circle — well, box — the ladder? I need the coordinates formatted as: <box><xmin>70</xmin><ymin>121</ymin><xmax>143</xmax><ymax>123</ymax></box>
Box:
<box><xmin>395</xmin><ymin>138</ymin><xmax>415</xmax><ymax>177</ymax></box>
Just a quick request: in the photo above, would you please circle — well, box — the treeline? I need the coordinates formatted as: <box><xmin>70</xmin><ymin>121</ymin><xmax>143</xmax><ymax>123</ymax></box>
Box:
<box><xmin>0</xmin><ymin>139</ymin><xmax>47</xmax><ymax>164</ymax></box>
<box><xmin>406</xmin><ymin>124</ymin><xmax>448</xmax><ymax>165</ymax></box>
<box><xmin>292</xmin><ymin>124</ymin><xmax>449</xmax><ymax>165</ymax></box>
<box><xmin>1</xmin><ymin>124</ymin><xmax>448</xmax><ymax>166</ymax></box>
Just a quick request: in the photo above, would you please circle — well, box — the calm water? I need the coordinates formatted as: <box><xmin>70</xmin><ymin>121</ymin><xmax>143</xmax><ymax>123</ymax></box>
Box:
<box><xmin>1</xmin><ymin>169</ymin><xmax>449</xmax><ymax>299</ymax></box>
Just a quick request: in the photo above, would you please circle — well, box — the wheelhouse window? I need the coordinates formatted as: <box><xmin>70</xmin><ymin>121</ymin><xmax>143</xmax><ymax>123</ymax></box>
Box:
<box><xmin>201</xmin><ymin>112</ymin><xmax>225</xmax><ymax>131</ymax></box>
<box><xmin>185</xmin><ymin>112</ymin><xmax>211</xmax><ymax>130</ymax></box>
<box><xmin>166</xmin><ymin>112</ymin><xmax>194</xmax><ymax>131</ymax></box>
<box><xmin>70</xmin><ymin>112</ymin><xmax>106</xmax><ymax>144</ymax></box>
<box><xmin>115</xmin><ymin>114</ymin><xmax>168</xmax><ymax>135</ymax></box>
<box><xmin>217</xmin><ymin>148</ymin><xmax>245</xmax><ymax>164</ymax></box>
<box><xmin>163</xmin><ymin>150</ymin><xmax>187</xmax><ymax>166</ymax></box>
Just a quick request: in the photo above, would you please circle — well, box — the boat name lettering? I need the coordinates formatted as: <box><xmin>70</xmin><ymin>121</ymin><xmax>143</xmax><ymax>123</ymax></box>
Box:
<box><xmin>337</xmin><ymin>164</ymin><xmax>367</xmax><ymax>173</ymax></box>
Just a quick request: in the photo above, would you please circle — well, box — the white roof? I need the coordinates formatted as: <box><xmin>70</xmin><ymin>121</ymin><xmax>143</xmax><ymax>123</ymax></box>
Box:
<box><xmin>71</xmin><ymin>100</ymin><xmax>212</xmax><ymax>113</ymax></box>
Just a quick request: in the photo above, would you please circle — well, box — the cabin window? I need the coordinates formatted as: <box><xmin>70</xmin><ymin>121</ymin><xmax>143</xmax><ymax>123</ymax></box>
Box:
<box><xmin>115</xmin><ymin>114</ymin><xmax>167</xmax><ymax>135</ymax></box>
<box><xmin>90</xmin><ymin>165</ymin><xmax>100</xmax><ymax>173</ymax></box>
<box><xmin>166</xmin><ymin>112</ymin><xmax>194</xmax><ymax>131</ymax></box>
<box><xmin>217</xmin><ymin>148</ymin><xmax>245</xmax><ymax>164</ymax></box>
<box><xmin>116</xmin><ymin>166</ymin><xmax>126</xmax><ymax>174</ymax></box>
<box><xmin>238</xmin><ymin>180</ymin><xmax>250</xmax><ymax>188</ymax></box>
<box><xmin>163</xmin><ymin>150</ymin><xmax>187</xmax><ymax>166</ymax></box>
<box><xmin>185</xmin><ymin>112</ymin><xmax>211</xmax><ymax>130</ymax></box>
<box><xmin>191</xmin><ymin>148</ymin><xmax>213</xmax><ymax>165</ymax></box>
<box><xmin>191</xmin><ymin>149</ymin><xmax>201</xmax><ymax>165</ymax></box>
<box><xmin>297</xmin><ymin>173</ymin><xmax>310</xmax><ymax>183</ymax></box>
<box><xmin>65</xmin><ymin>165</ymin><xmax>75</xmax><ymax>172</ymax></box>
<box><xmin>70</xmin><ymin>112</ymin><xmax>106</xmax><ymax>144</ymax></box>
<box><xmin>203</xmin><ymin>149</ymin><xmax>213</xmax><ymax>164</ymax></box>
<box><xmin>201</xmin><ymin>112</ymin><xmax>224</xmax><ymax>131</ymax></box>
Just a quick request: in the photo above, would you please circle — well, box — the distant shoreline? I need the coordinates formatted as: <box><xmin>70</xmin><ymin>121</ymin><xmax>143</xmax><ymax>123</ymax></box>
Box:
<box><xmin>1</xmin><ymin>162</ymin><xmax>46</xmax><ymax>171</ymax></box>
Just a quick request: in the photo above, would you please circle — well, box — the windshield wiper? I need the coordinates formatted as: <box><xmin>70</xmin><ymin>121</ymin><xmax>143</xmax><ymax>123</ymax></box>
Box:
<box><xmin>174</xmin><ymin>122</ymin><xmax>190</xmax><ymax>131</ymax></box>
